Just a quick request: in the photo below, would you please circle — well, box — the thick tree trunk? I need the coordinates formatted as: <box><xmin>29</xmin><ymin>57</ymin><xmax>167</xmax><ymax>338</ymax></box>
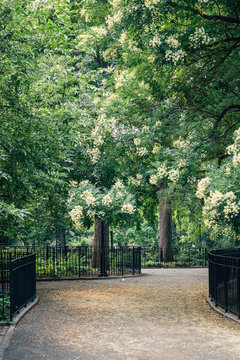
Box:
<box><xmin>59</xmin><ymin>228</ymin><xmax>66</xmax><ymax>248</ymax></box>
<box><xmin>158</xmin><ymin>193</ymin><xmax>173</xmax><ymax>262</ymax></box>
<box><xmin>92</xmin><ymin>219</ymin><xmax>109</xmax><ymax>271</ymax></box>
<box><xmin>55</xmin><ymin>226</ymin><xmax>66</xmax><ymax>248</ymax></box>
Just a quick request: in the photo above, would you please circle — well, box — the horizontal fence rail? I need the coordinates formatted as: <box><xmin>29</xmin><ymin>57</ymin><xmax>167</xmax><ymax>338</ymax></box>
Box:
<box><xmin>0</xmin><ymin>246</ymin><xmax>141</xmax><ymax>280</ymax></box>
<box><xmin>209</xmin><ymin>248</ymin><xmax>240</xmax><ymax>318</ymax></box>
<box><xmin>141</xmin><ymin>246</ymin><xmax>207</xmax><ymax>268</ymax></box>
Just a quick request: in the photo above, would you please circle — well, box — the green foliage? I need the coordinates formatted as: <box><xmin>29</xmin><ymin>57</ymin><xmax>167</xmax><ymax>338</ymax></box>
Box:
<box><xmin>0</xmin><ymin>0</ymin><xmax>239</xmax><ymax>249</ymax></box>
<box><xmin>0</xmin><ymin>292</ymin><xmax>10</xmax><ymax>322</ymax></box>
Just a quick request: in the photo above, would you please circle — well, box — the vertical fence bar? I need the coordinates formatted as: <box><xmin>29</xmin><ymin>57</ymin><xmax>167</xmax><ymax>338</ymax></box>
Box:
<box><xmin>9</xmin><ymin>258</ymin><xmax>13</xmax><ymax>322</ymax></box>
<box><xmin>237</xmin><ymin>259</ymin><xmax>240</xmax><ymax>319</ymax></box>
<box><xmin>224</xmin><ymin>257</ymin><xmax>228</xmax><ymax>312</ymax></box>
<box><xmin>132</xmin><ymin>246</ymin><xmax>135</xmax><ymax>275</ymax></box>
<box><xmin>78</xmin><ymin>247</ymin><xmax>81</xmax><ymax>278</ymax></box>
<box><xmin>138</xmin><ymin>247</ymin><xmax>141</xmax><ymax>274</ymax></box>
<box><xmin>121</xmin><ymin>246</ymin><xmax>124</xmax><ymax>277</ymax></box>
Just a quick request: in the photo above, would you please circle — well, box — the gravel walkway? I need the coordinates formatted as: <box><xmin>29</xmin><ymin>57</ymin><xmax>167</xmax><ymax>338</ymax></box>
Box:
<box><xmin>4</xmin><ymin>268</ymin><xmax>240</xmax><ymax>360</ymax></box>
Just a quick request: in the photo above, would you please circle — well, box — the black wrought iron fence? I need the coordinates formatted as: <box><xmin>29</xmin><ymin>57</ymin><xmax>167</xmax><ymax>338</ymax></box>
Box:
<box><xmin>141</xmin><ymin>246</ymin><xmax>207</xmax><ymax>267</ymax></box>
<box><xmin>0</xmin><ymin>252</ymin><xmax>36</xmax><ymax>322</ymax></box>
<box><xmin>0</xmin><ymin>245</ymin><xmax>141</xmax><ymax>280</ymax></box>
<box><xmin>10</xmin><ymin>254</ymin><xmax>36</xmax><ymax>321</ymax></box>
<box><xmin>209</xmin><ymin>248</ymin><xmax>240</xmax><ymax>318</ymax></box>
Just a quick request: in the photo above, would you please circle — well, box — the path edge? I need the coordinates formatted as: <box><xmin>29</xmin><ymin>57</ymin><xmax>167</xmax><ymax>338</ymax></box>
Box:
<box><xmin>0</xmin><ymin>296</ymin><xmax>39</xmax><ymax>359</ymax></box>
<box><xmin>206</xmin><ymin>295</ymin><xmax>240</xmax><ymax>325</ymax></box>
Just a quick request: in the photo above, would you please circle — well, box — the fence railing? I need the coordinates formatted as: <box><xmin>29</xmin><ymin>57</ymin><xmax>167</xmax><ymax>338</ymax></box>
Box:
<box><xmin>209</xmin><ymin>248</ymin><xmax>240</xmax><ymax>318</ymax></box>
<box><xmin>141</xmin><ymin>246</ymin><xmax>207</xmax><ymax>267</ymax></box>
<box><xmin>0</xmin><ymin>246</ymin><xmax>141</xmax><ymax>280</ymax></box>
<box><xmin>0</xmin><ymin>253</ymin><xmax>36</xmax><ymax>322</ymax></box>
<box><xmin>10</xmin><ymin>254</ymin><xmax>36</xmax><ymax>321</ymax></box>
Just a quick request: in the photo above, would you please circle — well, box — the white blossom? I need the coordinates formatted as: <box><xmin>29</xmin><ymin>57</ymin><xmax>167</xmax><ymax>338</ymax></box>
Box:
<box><xmin>106</xmin><ymin>11</ymin><xmax>123</xmax><ymax>29</ymax></box>
<box><xmin>157</xmin><ymin>165</ymin><xmax>167</xmax><ymax>178</ymax></box>
<box><xmin>129</xmin><ymin>175</ymin><xmax>142</xmax><ymax>186</ymax></box>
<box><xmin>87</xmin><ymin>209</ymin><xmax>96</xmax><ymax>218</ymax></box>
<box><xmin>102</xmin><ymin>48</ymin><xmax>117</xmax><ymax>61</ymax></box>
<box><xmin>144</xmin><ymin>0</ymin><xmax>161</xmax><ymax>9</ymax></box>
<box><xmin>166</xmin><ymin>36</ymin><xmax>180</xmax><ymax>48</ymax></box>
<box><xmin>134</xmin><ymin>138</ymin><xmax>141</xmax><ymax>146</ymax></box>
<box><xmin>114</xmin><ymin>69</ymin><xmax>135</xmax><ymax>89</ymax></box>
<box><xmin>196</xmin><ymin>177</ymin><xmax>210</xmax><ymax>199</ymax></box>
<box><xmin>81</xmin><ymin>190</ymin><xmax>96</xmax><ymax>206</ymax></box>
<box><xmin>121</xmin><ymin>203</ymin><xmax>135</xmax><ymax>214</ymax></box>
<box><xmin>173</xmin><ymin>138</ymin><xmax>187</xmax><ymax>149</ymax></box>
<box><xmin>227</xmin><ymin>129</ymin><xmax>240</xmax><ymax>167</ymax></box>
<box><xmin>102</xmin><ymin>193</ymin><xmax>113</xmax><ymax>206</ymax></box>
<box><xmin>109</xmin><ymin>0</ymin><xmax>121</xmax><ymax>9</ymax></box>
<box><xmin>149</xmin><ymin>35</ymin><xmax>162</xmax><ymax>48</ymax></box>
<box><xmin>178</xmin><ymin>159</ymin><xmax>187</xmax><ymax>168</ymax></box>
<box><xmin>137</xmin><ymin>147</ymin><xmax>148</xmax><ymax>156</ymax></box>
<box><xmin>80</xmin><ymin>180</ymin><xmax>89</xmax><ymax>185</ymax></box>
<box><xmin>168</xmin><ymin>169</ymin><xmax>180</xmax><ymax>182</ymax></box>
<box><xmin>165</xmin><ymin>49</ymin><xmax>186</xmax><ymax>65</ymax></box>
<box><xmin>152</xmin><ymin>145</ymin><xmax>160</xmax><ymax>154</ymax></box>
<box><xmin>119</xmin><ymin>31</ymin><xmax>127</xmax><ymax>45</ymax></box>
<box><xmin>148</xmin><ymin>54</ymin><xmax>156</xmax><ymax>63</ymax></box>
<box><xmin>149</xmin><ymin>174</ymin><xmax>158</xmax><ymax>185</ymax></box>
<box><xmin>89</xmin><ymin>147</ymin><xmax>100</xmax><ymax>164</ymax></box>
<box><xmin>69</xmin><ymin>206</ymin><xmax>83</xmax><ymax>229</ymax></box>
<box><xmin>189</xmin><ymin>27</ymin><xmax>212</xmax><ymax>49</ymax></box>
<box><xmin>114</xmin><ymin>180</ymin><xmax>125</xmax><ymax>189</ymax></box>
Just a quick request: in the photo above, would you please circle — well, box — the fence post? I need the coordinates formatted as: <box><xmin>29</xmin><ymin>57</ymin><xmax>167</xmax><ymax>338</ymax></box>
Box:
<box><xmin>53</xmin><ymin>248</ymin><xmax>55</xmax><ymax>277</ymax></box>
<box><xmin>138</xmin><ymin>247</ymin><xmax>141</xmax><ymax>274</ymax></box>
<box><xmin>1</xmin><ymin>249</ymin><xmax>4</xmax><ymax>321</ymax></box>
<box><xmin>9</xmin><ymin>257</ymin><xmax>13</xmax><ymax>322</ymax></box>
<box><xmin>132</xmin><ymin>246</ymin><xmax>135</xmax><ymax>275</ymax></box>
<box><xmin>214</xmin><ymin>255</ymin><xmax>217</xmax><ymax>307</ymax></box>
<box><xmin>78</xmin><ymin>247</ymin><xmax>81</xmax><ymax>278</ymax></box>
<box><xmin>237</xmin><ymin>259</ymin><xmax>240</xmax><ymax>318</ymax></box>
<box><xmin>121</xmin><ymin>246</ymin><xmax>124</xmax><ymax>277</ymax></box>
<box><xmin>110</xmin><ymin>231</ymin><xmax>113</xmax><ymax>251</ymax></box>
<box><xmin>224</xmin><ymin>257</ymin><xmax>228</xmax><ymax>312</ymax></box>
<box><xmin>99</xmin><ymin>220</ymin><xmax>108</xmax><ymax>277</ymax></box>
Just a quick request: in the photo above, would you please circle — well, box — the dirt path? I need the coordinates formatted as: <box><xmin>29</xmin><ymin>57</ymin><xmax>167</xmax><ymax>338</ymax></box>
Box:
<box><xmin>4</xmin><ymin>269</ymin><xmax>240</xmax><ymax>360</ymax></box>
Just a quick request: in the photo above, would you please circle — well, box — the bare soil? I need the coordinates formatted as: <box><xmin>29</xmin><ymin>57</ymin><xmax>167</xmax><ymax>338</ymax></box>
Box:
<box><xmin>4</xmin><ymin>268</ymin><xmax>240</xmax><ymax>360</ymax></box>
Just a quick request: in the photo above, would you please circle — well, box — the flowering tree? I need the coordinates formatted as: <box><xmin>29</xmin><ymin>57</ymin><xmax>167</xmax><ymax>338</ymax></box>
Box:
<box><xmin>196</xmin><ymin>128</ymin><xmax>240</xmax><ymax>240</ymax></box>
<box><xmin>92</xmin><ymin>0</ymin><xmax>240</xmax><ymax>255</ymax></box>
<box><xmin>1</xmin><ymin>0</ymin><xmax>239</xmax><ymax>254</ymax></box>
<box><xmin>68</xmin><ymin>179</ymin><xmax>136</xmax><ymax>267</ymax></box>
<box><xmin>68</xmin><ymin>180</ymin><xmax>136</xmax><ymax>229</ymax></box>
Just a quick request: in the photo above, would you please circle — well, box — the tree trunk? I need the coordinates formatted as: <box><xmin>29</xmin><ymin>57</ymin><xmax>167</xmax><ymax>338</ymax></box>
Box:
<box><xmin>92</xmin><ymin>219</ymin><xmax>109</xmax><ymax>271</ymax></box>
<box><xmin>59</xmin><ymin>228</ymin><xmax>66</xmax><ymax>248</ymax></box>
<box><xmin>55</xmin><ymin>226</ymin><xmax>66</xmax><ymax>248</ymax></box>
<box><xmin>158</xmin><ymin>193</ymin><xmax>173</xmax><ymax>262</ymax></box>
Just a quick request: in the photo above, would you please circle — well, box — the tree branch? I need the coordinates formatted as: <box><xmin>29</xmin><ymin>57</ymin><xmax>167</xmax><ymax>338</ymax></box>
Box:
<box><xmin>192</xmin><ymin>7</ymin><xmax>240</xmax><ymax>24</ymax></box>
<box><xmin>220</xmin><ymin>119</ymin><xmax>240</xmax><ymax>137</ymax></box>
<box><xmin>213</xmin><ymin>104</ymin><xmax>240</xmax><ymax>131</ymax></box>
<box><xmin>167</xmin><ymin>1</ymin><xmax>240</xmax><ymax>24</ymax></box>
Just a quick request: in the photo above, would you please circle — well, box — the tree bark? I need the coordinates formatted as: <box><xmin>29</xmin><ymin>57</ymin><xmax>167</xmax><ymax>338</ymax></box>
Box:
<box><xmin>59</xmin><ymin>228</ymin><xmax>66</xmax><ymax>248</ymax></box>
<box><xmin>92</xmin><ymin>219</ymin><xmax>109</xmax><ymax>270</ymax></box>
<box><xmin>158</xmin><ymin>193</ymin><xmax>173</xmax><ymax>262</ymax></box>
